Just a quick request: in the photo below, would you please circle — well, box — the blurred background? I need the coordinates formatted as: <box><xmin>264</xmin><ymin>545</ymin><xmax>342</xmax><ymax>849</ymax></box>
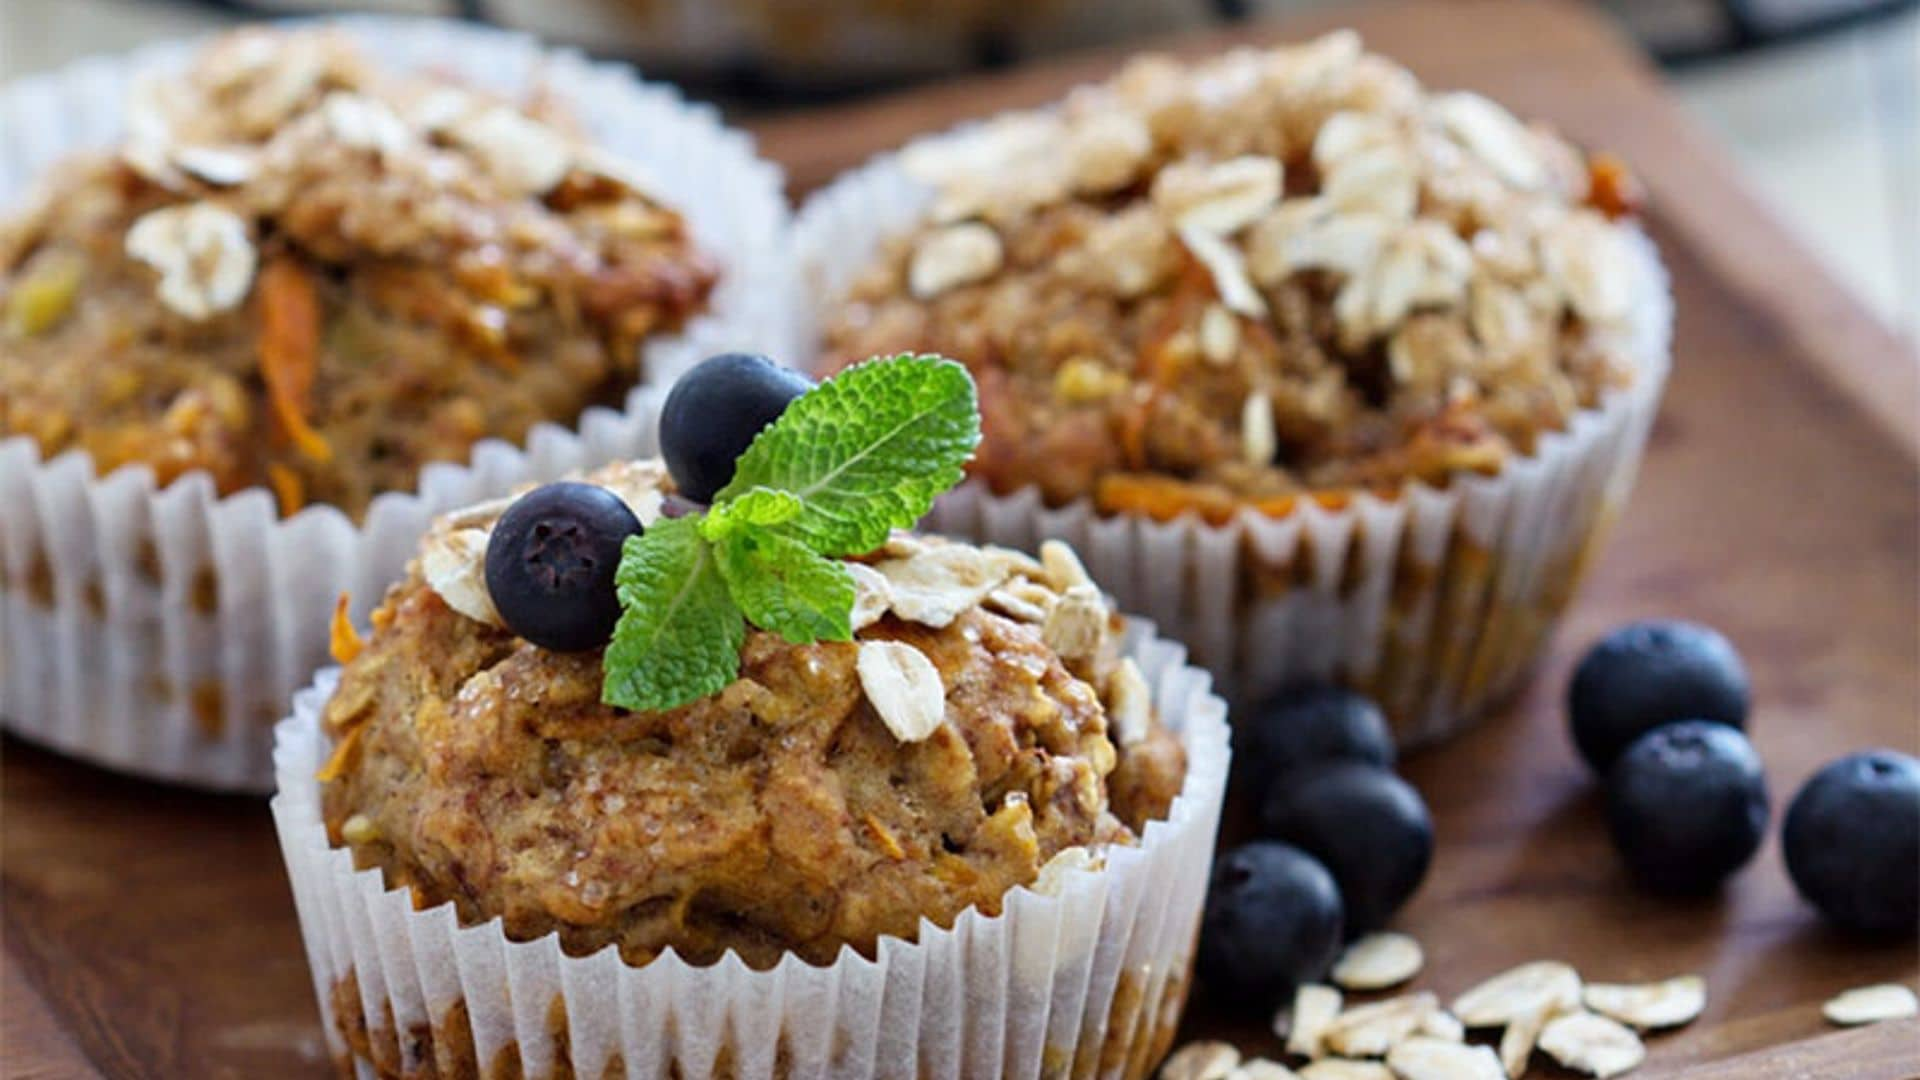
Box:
<box><xmin>4</xmin><ymin>0</ymin><xmax>1913</xmax><ymax>336</ymax></box>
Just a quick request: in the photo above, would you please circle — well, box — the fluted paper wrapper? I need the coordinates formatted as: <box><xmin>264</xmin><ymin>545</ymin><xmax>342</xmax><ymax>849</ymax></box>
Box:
<box><xmin>0</xmin><ymin>18</ymin><xmax>797</xmax><ymax>791</ymax></box>
<box><xmin>272</xmin><ymin>622</ymin><xmax>1231</xmax><ymax>1080</ymax></box>
<box><xmin>793</xmin><ymin>139</ymin><xmax>1673</xmax><ymax>747</ymax></box>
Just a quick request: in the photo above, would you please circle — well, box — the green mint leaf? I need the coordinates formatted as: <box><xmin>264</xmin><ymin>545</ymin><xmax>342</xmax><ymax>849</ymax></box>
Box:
<box><xmin>700</xmin><ymin>486</ymin><xmax>803</xmax><ymax>541</ymax></box>
<box><xmin>601</xmin><ymin>517</ymin><xmax>745</xmax><ymax>712</ymax></box>
<box><xmin>714</xmin><ymin>523</ymin><xmax>855</xmax><ymax>645</ymax></box>
<box><xmin>715</xmin><ymin>354</ymin><xmax>979</xmax><ymax>555</ymax></box>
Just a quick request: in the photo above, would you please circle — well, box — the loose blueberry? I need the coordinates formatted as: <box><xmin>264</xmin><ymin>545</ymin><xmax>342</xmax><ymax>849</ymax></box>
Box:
<box><xmin>1259</xmin><ymin>763</ymin><xmax>1433</xmax><ymax>934</ymax></box>
<box><xmin>483</xmin><ymin>482</ymin><xmax>642</xmax><ymax>652</ymax></box>
<box><xmin>1198</xmin><ymin>841</ymin><xmax>1344</xmax><ymax>1011</ymax></box>
<box><xmin>1569</xmin><ymin>620</ymin><xmax>1750</xmax><ymax>774</ymax></box>
<box><xmin>1783</xmin><ymin>750</ymin><xmax>1920</xmax><ymax>936</ymax></box>
<box><xmin>1605</xmin><ymin>721</ymin><xmax>1768</xmax><ymax>893</ymax></box>
<box><xmin>1239</xmin><ymin>686</ymin><xmax>1396</xmax><ymax>794</ymax></box>
<box><xmin>660</xmin><ymin>353</ymin><xmax>815</xmax><ymax>503</ymax></box>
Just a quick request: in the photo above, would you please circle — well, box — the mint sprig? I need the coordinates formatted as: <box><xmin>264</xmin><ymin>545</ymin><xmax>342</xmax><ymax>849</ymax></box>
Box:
<box><xmin>601</xmin><ymin>355</ymin><xmax>979</xmax><ymax>712</ymax></box>
<box><xmin>717</xmin><ymin>352</ymin><xmax>980</xmax><ymax>556</ymax></box>
<box><xmin>602</xmin><ymin>517</ymin><xmax>744</xmax><ymax>712</ymax></box>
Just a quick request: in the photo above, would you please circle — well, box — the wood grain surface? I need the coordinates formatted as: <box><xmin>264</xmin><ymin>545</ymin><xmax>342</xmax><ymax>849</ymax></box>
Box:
<box><xmin>4</xmin><ymin>1</ymin><xmax>1916</xmax><ymax>1076</ymax></box>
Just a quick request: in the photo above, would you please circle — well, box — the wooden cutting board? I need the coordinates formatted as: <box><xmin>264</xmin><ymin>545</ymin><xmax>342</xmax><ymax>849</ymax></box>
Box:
<box><xmin>4</xmin><ymin>1</ymin><xmax>1916</xmax><ymax>1076</ymax></box>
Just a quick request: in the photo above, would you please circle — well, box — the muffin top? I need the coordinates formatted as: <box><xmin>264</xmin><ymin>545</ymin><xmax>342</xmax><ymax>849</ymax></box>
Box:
<box><xmin>818</xmin><ymin>31</ymin><xmax>1647</xmax><ymax>522</ymax></box>
<box><xmin>1</xmin><ymin>28</ymin><xmax>716</xmax><ymax>519</ymax></box>
<box><xmin>319</xmin><ymin>459</ymin><xmax>1185</xmax><ymax>968</ymax></box>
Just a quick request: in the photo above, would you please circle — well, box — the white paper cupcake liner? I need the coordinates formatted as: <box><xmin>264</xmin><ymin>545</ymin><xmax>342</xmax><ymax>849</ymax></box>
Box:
<box><xmin>0</xmin><ymin>18</ymin><xmax>799</xmax><ymax>791</ymax></box>
<box><xmin>271</xmin><ymin>619</ymin><xmax>1231</xmax><ymax>1080</ymax></box>
<box><xmin>792</xmin><ymin>135</ymin><xmax>1673</xmax><ymax>747</ymax></box>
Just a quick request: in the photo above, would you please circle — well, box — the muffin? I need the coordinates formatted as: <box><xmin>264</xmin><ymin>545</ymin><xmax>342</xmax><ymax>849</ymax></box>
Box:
<box><xmin>274</xmin><ymin>461</ymin><xmax>1230</xmax><ymax>1079</ymax></box>
<box><xmin>3</xmin><ymin>27</ymin><xmax>715</xmax><ymax>518</ymax></box>
<box><xmin>799</xmin><ymin>31</ymin><xmax>1670</xmax><ymax>741</ymax></box>
<box><xmin>0</xmin><ymin>19</ymin><xmax>794</xmax><ymax>789</ymax></box>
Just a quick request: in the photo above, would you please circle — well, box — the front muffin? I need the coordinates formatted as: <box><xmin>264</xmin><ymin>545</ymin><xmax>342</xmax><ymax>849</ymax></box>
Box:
<box><xmin>1</xmin><ymin>27</ymin><xmax>716</xmax><ymax>518</ymax></box>
<box><xmin>320</xmin><ymin>465</ymin><xmax>1183</xmax><ymax>969</ymax></box>
<box><xmin>278</xmin><ymin>352</ymin><xmax>1228</xmax><ymax>1080</ymax></box>
<box><xmin>817</xmin><ymin>31</ymin><xmax>1644</xmax><ymax>519</ymax></box>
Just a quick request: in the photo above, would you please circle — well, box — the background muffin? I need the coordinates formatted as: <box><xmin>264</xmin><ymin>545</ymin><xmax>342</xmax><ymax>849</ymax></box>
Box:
<box><xmin>798</xmin><ymin>32</ymin><xmax>1670</xmax><ymax>742</ymax></box>
<box><xmin>0</xmin><ymin>18</ymin><xmax>794</xmax><ymax>791</ymax></box>
<box><xmin>817</xmin><ymin>31</ymin><xmax>1640</xmax><ymax>518</ymax></box>
<box><xmin>279</xmin><ymin>461</ymin><xmax>1227</xmax><ymax>1079</ymax></box>
<box><xmin>3</xmin><ymin>27</ymin><xmax>715</xmax><ymax>519</ymax></box>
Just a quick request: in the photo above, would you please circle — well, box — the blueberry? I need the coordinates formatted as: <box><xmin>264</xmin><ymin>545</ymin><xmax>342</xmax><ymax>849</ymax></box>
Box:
<box><xmin>1197</xmin><ymin>842</ymin><xmax>1344</xmax><ymax>1010</ymax></box>
<box><xmin>1605</xmin><ymin>721</ymin><xmax>1768</xmax><ymax>893</ymax></box>
<box><xmin>1239</xmin><ymin>686</ymin><xmax>1396</xmax><ymax>794</ymax></box>
<box><xmin>1259</xmin><ymin>763</ymin><xmax>1432</xmax><ymax>934</ymax></box>
<box><xmin>660</xmin><ymin>353</ymin><xmax>814</xmax><ymax>503</ymax></box>
<box><xmin>483</xmin><ymin>482</ymin><xmax>643</xmax><ymax>652</ymax></box>
<box><xmin>1783</xmin><ymin>750</ymin><xmax>1920</xmax><ymax>936</ymax></box>
<box><xmin>1569</xmin><ymin>620</ymin><xmax>1750</xmax><ymax>774</ymax></box>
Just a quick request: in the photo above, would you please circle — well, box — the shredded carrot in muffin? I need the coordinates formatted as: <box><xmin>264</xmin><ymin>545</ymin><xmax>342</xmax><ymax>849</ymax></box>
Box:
<box><xmin>315</xmin><ymin>721</ymin><xmax>364</xmax><ymax>783</ymax></box>
<box><xmin>266</xmin><ymin>461</ymin><xmax>305</xmax><ymax>517</ymax></box>
<box><xmin>329</xmin><ymin>592</ymin><xmax>364</xmax><ymax>665</ymax></box>
<box><xmin>1097</xmin><ymin>473</ymin><xmax>1241</xmax><ymax>526</ymax></box>
<box><xmin>258</xmin><ymin>258</ymin><xmax>334</xmax><ymax>465</ymax></box>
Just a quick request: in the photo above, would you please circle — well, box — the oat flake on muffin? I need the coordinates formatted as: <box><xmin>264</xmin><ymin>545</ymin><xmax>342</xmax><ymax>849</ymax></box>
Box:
<box><xmin>1</xmin><ymin>27</ymin><xmax>717</xmax><ymax>520</ymax></box>
<box><xmin>819</xmin><ymin>31</ymin><xmax>1645</xmax><ymax>523</ymax></box>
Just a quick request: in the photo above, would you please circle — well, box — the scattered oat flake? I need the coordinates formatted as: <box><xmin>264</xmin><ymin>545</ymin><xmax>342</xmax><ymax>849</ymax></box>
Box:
<box><xmin>1299</xmin><ymin>1060</ymin><xmax>1393</xmax><ymax>1080</ymax></box>
<box><xmin>1823</xmin><ymin>984</ymin><xmax>1919</xmax><ymax>1027</ymax></box>
<box><xmin>1285</xmin><ymin>983</ymin><xmax>1344</xmax><ymax>1059</ymax></box>
<box><xmin>340</xmin><ymin>813</ymin><xmax>378</xmax><ymax>845</ymax></box>
<box><xmin>1332</xmin><ymin>932</ymin><xmax>1424</xmax><ymax>991</ymax></box>
<box><xmin>984</xmin><ymin>581</ymin><xmax>1054</xmax><ymax>624</ymax></box>
<box><xmin>1039</xmin><ymin>539</ymin><xmax>1094</xmax><ymax>592</ymax></box>
<box><xmin>1497</xmin><ymin>1005</ymin><xmax>1550</xmax><ymax>1079</ymax></box>
<box><xmin>1106</xmin><ymin>657</ymin><xmax>1153</xmax><ymax>747</ymax></box>
<box><xmin>1385</xmin><ymin>1037</ymin><xmax>1504</xmax><ymax>1080</ymax></box>
<box><xmin>1031</xmin><ymin>845</ymin><xmax>1101</xmax><ymax>896</ymax></box>
<box><xmin>1232</xmin><ymin>1059</ymin><xmax>1301</xmax><ymax>1080</ymax></box>
<box><xmin>174</xmin><ymin>145</ymin><xmax>256</xmax><ymax>185</ymax></box>
<box><xmin>125</xmin><ymin>201</ymin><xmax>257</xmax><ymax>320</ymax></box>
<box><xmin>1043</xmin><ymin>584</ymin><xmax>1109</xmax><ymax>661</ymax></box>
<box><xmin>451</xmin><ymin>106</ymin><xmax>573</xmax><ymax>196</ymax></box>
<box><xmin>909</xmin><ymin>221</ymin><xmax>1004</xmax><ymax>299</ymax></box>
<box><xmin>1241</xmin><ymin>391</ymin><xmax>1277</xmax><ymax>468</ymax></box>
<box><xmin>422</xmin><ymin>527</ymin><xmax>501</xmax><ymax>627</ymax></box>
<box><xmin>876</xmin><ymin>544</ymin><xmax>1012</xmax><ymax>628</ymax></box>
<box><xmin>847</xmin><ymin>563</ymin><xmax>893</xmax><ymax>631</ymax></box>
<box><xmin>856</xmin><ymin>640</ymin><xmax>946</xmax><ymax>742</ymax></box>
<box><xmin>1582</xmin><ymin>975</ymin><xmax>1706</xmax><ymax>1030</ymax></box>
<box><xmin>322</xmin><ymin>91</ymin><xmax>411</xmax><ymax>155</ymax></box>
<box><xmin>1541</xmin><ymin>212</ymin><xmax>1632</xmax><ymax>325</ymax></box>
<box><xmin>1536</xmin><ymin>1012</ymin><xmax>1644</xmax><ymax>1078</ymax></box>
<box><xmin>1430</xmin><ymin>91</ymin><xmax>1545</xmax><ymax>190</ymax></box>
<box><xmin>1321</xmin><ymin>143</ymin><xmax>1417</xmax><ymax>220</ymax></box>
<box><xmin>1324</xmin><ymin>992</ymin><xmax>1439</xmax><ymax>1058</ymax></box>
<box><xmin>1180</xmin><ymin>225</ymin><xmax>1267</xmax><ymax>319</ymax></box>
<box><xmin>1452</xmin><ymin>961</ymin><xmax>1582</xmax><ymax>1028</ymax></box>
<box><xmin>1153</xmin><ymin>155</ymin><xmax>1284</xmax><ymax>235</ymax></box>
<box><xmin>1159</xmin><ymin>1039</ymin><xmax>1241</xmax><ymax>1080</ymax></box>
<box><xmin>1200</xmin><ymin>303</ymin><xmax>1242</xmax><ymax>365</ymax></box>
<box><xmin>1417</xmin><ymin>1010</ymin><xmax>1464</xmax><ymax>1043</ymax></box>
<box><xmin>981</xmin><ymin>544</ymin><xmax>1047</xmax><ymax>579</ymax></box>
<box><xmin>439</xmin><ymin>494</ymin><xmax>515</xmax><ymax>531</ymax></box>
<box><xmin>406</xmin><ymin>85</ymin><xmax>473</xmax><ymax>132</ymax></box>
<box><xmin>1064</xmin><ymin>108</ymin><xmax>1153</xmax><ymax>195</ymax></box>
